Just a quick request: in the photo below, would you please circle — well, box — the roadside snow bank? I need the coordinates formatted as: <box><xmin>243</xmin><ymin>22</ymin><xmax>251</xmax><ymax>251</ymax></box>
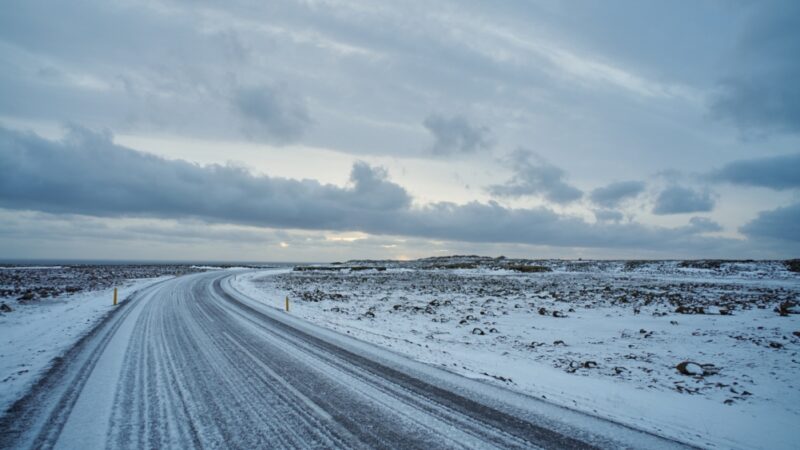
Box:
<box><xmin>0</xmin><ymin>276</ymin><xmax>171</xmax><ymax>413</ymax></box>
<box><xmin>233</xmin><ymin>268</ymin><xmax>800</xmax><ymax>450</ymax></box>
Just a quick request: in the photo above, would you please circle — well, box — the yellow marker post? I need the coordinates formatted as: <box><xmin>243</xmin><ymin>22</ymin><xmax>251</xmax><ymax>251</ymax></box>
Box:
<box><xmin>285</xmin><ymin>296</ymin><xmax>289</xmax><ymax>312</ymax></box>
<box><xmin>113</xmin><ymin>288</ymin><xmax>118</xmax><ymax>306</ymax></box>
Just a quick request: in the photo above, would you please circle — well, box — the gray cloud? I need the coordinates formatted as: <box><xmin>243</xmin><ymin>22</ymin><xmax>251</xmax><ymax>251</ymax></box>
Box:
<box><xmin>740</xmin><ymin>202</ymin><xmax>800</xmax><ymax>242</ymax></box>
<box><xmin>594</xmin><ymin>209</ymin><xmax>624</xmax><ymax>223</ymax></box>
<box><xmin>589</xmin><ymin>180</ymin><xmax>645</xmax><ymax>208</ymax></box>
<box><xmin>652</xmin><ymin>186</ymin><xmax>715</xmax><ymax>215</ymax></box>
<box><xmin>711</xmin><ymin>1</ymin><xmax>800</xmax><ymax>134</ymax></box>
<box><xmin>422</xmin><ymin>114</ymin><xmax>491</xmax><ymax>155</ymax></box>
<box><xmin>0</xmin><ymin>125</ymin><xmax>405</xmax><ymax>230</ymax></box>
<box><xmin>347</xmin><ymin>161</ymin><xmax>411</xmax><ymax>210</ymax></box>
<box><xmin>233</xmin><ymin>84</ymin><xmax>312</xmax><ymax>143</ymax></box>
<box><xmin>0</xmin><ymin>126</ymin><xmax>739</xmax><ymax>253</ymax></box>
<box><xmin>708</xmin><ymin>153</ymin><xmax>800</xmax><ymax>190</ymax></box>
<box><xmin>0</xmin><ymin>213</ymin><xmax>283</xmax><ymax>246</ymax></box>
<box><xmin>686</xmin><ymin>216</ymin><xmax>722</xmax><ymax>234</ymax></box>
<box><xmin>395</xmin><ymin>201</ymin><xmax>735</xmax><ymax>252</ymax></box>
<box><xmin>488</xmin><ymin>150</ymin><xmax>583</xmax><ymax>204</ymax></box>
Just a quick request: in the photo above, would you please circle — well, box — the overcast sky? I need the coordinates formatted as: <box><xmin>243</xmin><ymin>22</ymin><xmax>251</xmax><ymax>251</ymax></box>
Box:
<box><xmin>1</xmin><ymin>0</ymin><xmax>798</xmax><ymax>261</ymax></box>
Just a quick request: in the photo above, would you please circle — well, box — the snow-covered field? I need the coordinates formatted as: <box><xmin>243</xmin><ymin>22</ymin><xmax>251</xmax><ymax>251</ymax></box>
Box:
<box><xmin>234</xmin><ymin>260</ymin><xmax>800</xmax><ymax>450</ymax></box>
<box><xmin>0</xmin><ymin>269</ymin><xmax>176</xmax><ymax>413</ymax></box>
<box><xmin>0</xmin><ymin>264</ymin><xmax>198</xmax><ymax>301</ymax></box>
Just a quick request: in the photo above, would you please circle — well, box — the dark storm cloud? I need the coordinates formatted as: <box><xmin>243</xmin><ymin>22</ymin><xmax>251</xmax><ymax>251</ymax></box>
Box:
<box><xmin>652</xmin><ymin>186</ymin><xmax>715</xmax><ymax>215</ymax></box>
<box><xmin>233</xmin><ymin>84</ymin><xmax>312</xmax><ymax>143</ymax></box>
<box><xmin>708</xmin><ymin>153</ymin><xmax>800</xmax><ymax>190</ymax></box>
<box><xmin>0</xmin><ymin>126</ymin><xmax>735</xmax><ymax>252</ymax></box>
<box><xmin>488</xmin><ymin>150</ymin><xmax>583</xmax><ymax>204</ymax></box>
<box><xmin>422</xmin><ymin>114</ymin><xmax>492</xmax><ymax>155</ymax></box>
<box><xmin>741</xmin><ymin>202</ymin><xmax>800</xmax><ymax>242</ymax></box>
<box><xmin>589</xmin><ymin>180</ymin><xmax>645</xmax><ymax>208</ymax></box>
<box><xmin>711</xmin><ymin>1</ymin><xmax>800</xmax><ymax>134</ymax></box>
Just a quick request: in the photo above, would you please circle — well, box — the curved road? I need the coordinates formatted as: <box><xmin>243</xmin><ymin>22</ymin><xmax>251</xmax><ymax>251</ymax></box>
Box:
<box><xmin>0</xmin><ymin>271</ymin><xmax>689</xmax><ymax>449</ymax></box>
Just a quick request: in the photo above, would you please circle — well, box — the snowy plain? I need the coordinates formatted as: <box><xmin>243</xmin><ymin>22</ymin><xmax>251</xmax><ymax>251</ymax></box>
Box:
<box><xmin>0</xmin><ymin>274</ymin><xmax>172</xmax><ymax>413</ymax></box>
<box><xmin>233</xmin><ymin>261</ymin><xmax>800</xmax><ymax>450</ymax></box>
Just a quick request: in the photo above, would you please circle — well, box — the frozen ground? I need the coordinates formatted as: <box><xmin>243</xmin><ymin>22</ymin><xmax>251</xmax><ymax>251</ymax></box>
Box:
<box><xmin>0</xmin><ymin>266</ymin><xmax>179</xmax><ymax>413</ymax></box>
<box><xmin>234</xmin><ymin>259</ymin><xmax>800</xmax><ymax>450</ymax></box>
<box><xmin>2</xmin><ymin>270</ymin><xmax>685</xmax><ymax>449</ymax></box>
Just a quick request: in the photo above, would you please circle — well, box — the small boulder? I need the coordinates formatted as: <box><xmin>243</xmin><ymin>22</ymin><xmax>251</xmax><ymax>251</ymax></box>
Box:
<box><xmin>472</xmin><ymin>328</ymin><xmax>485</xmax><ymax>336</ymax></box>
<box><xmin>676</xmin><ymin>361</ymin><xmax>719</xmax><ymax>377</ymax></box>
<box><xmin>777</xmin><ymin>301</ymin><xmax>798</xmax><ymax>316</ymax></box>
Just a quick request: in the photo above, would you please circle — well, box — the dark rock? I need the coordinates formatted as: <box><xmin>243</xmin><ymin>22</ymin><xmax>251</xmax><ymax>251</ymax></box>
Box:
<box><xmin>777</xmin><ymin>301</ymin><xmax>798</xmax><ymax>316</ymax></box>
<box><xmin>675</xmin><ymin>305</ymin><xmax>705</xmax><ymax>315</ymax></box>
<box><xmin>507</xmin><ymin>265</ymin><xmax>551</xmax><ymax>273</ymax></box>
<box><xmin>676</xmin><ymin>361</ymin><xmax>719</xmax><ymax>377</ymax></box>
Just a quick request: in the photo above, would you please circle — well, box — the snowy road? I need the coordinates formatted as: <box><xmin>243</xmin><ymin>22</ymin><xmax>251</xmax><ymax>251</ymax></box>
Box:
<box><xmin>0</xmin><ymin>271</ymin><xmax>690</xmax><ymax>449</ymax></box>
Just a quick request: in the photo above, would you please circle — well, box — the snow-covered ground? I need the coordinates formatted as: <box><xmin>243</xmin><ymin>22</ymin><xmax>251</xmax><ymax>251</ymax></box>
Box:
<box><xmin>234</xmin><ymin>263</ymin><xmax>800</xmax><ymax>450</ymax></box>
<box><xmin>0</xmin><ymin>276</ymin><xmax>172</xmax><ymax>413</ymax></box>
